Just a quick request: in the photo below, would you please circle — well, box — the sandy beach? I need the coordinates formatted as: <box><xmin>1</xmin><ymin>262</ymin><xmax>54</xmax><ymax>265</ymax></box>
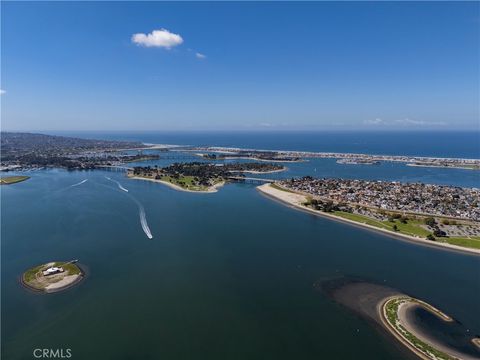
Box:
<box><xmin>257</xmin><ymin>183</ymin><xmax>480</xmax><ymax>256</ymax></box>
<box><xmin>129</xmin><ymin>176</ymin><xmax>225</xmax><ymax>193</ymax></box>
<box><xmin>379</xmin><ymin>296</ymin><xmax>478</xmax><ymax>360</ymax></box>
<box><xmin>45</xmin><ymin>275</ymin><xmax>82</xmax><ymax>293</ymax></box>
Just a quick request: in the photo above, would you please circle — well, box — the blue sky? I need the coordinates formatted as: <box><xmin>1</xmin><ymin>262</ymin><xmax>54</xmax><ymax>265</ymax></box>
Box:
<box><xmin>1</xmin><ymin>1</ymin><xmax>479</xmax><ymax>131</ymax></box>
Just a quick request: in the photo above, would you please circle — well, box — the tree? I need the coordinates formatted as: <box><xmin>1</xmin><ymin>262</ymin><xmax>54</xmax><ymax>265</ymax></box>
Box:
<box><xmin>433</xmin><ymin>229</ymin><xmax>447</xmax><ymax>237</ymax></box>
<box><xmin>426</xmin><ymin>234</ymin><xmax>435</xmax><ymax>241</ymax></box>
<box><xmin>424</xmin><ymin>217</ymin><xmax>436</xmax><ymax>227</ymax></box>
<box><xmin>392</xmin><ymin>224</ymin><xmax>398</xmax><ymax>231</ymax></box>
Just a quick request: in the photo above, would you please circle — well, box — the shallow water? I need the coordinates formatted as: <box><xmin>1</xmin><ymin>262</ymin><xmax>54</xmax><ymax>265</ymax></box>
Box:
<box><xmin>406</xmin><ymin>306</ymin><xmax>480</xmax><ymax>358</ymax></box>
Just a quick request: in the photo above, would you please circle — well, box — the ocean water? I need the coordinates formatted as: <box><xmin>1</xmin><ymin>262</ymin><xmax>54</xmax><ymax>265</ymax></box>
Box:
<box><xmin>2</xmin><ymin>133</ymin><xmax>480</xmax><ymax>360</ymax></box>
<box><xmin>53</xmin><ymin>131</ymin><xmax>480</xmax><ymax>159</ymax></box>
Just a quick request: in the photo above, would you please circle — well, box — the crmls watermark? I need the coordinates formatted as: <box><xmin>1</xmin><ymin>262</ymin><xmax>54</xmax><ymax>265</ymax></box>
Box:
<box><xmin>33</xmin><ymin>348</ymin><xmax>72</xmax><ymax>358</ymax></box>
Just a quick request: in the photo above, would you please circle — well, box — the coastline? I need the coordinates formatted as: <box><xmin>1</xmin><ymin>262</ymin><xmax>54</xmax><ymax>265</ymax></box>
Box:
<box><xmin>378</xmin><ymin>296</ymin><xmax>477</xmax><ymax>360</ymax></box>
<box><xmin>196</xmin><ymin>153</ymin><xmax>303</xmax><ymax>163</ymax></box>
<box><xmin>256</xmin><ymin>183</ymin><xmax>480</xmax><ymax>256</ymax></box>
<box><xmin>406</xmin><ymin>163</ymin><xmax>479</xmax><ymax>171</ymax></box>
<box><xmin>129</xmin><ymin>175</ymin><xmax>225</xmax><ymax>193</ymax></box>
<box><xmin>21</xmin><ymin>263</ymin><xmax>85</xmax><ymax>294</ymax></box>
<box><xmin>198</xmin><ymin>146</ymin><xmax>480</xmax><ymax>164</ymax></box>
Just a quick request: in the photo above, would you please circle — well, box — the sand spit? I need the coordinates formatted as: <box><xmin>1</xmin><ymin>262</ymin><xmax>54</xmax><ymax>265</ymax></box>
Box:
<box><xmin>318</xmin><ymin>279</ymin><xmax>480</xmax><ymax>360</ymax></box>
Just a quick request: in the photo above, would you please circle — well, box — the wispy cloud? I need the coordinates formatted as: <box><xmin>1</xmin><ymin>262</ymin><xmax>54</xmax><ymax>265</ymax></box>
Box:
<box><xmin>363</xmin><ymin>118</ymin><xmax>384</xmax><ymax>125</ymax></box>
<box><xmin>131</xmin><ymin>28</ymin><xmax>183</xmax><ymax>49</ymax></box>
<box><xmin>393</xmin><ymin>118</ymin><xmax>447</xmax><ymax>126</ymax></box>
<box><xmin>364</xmin><ymin>117</ymin><xmax>447</xmax><ymax>127</ymax></box>
<box><xmin>0</xmin><ymin>89</ymin><xmax>6</xmax><ymax>95</ymax></box>
<box><xmin>195</xmin><ymin>52</ymin><xmax>206</xmax><ymax>59</ymax></box>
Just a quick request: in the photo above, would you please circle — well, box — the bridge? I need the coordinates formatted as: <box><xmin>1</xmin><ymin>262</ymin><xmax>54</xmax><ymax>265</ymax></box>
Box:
<box><xmin>227</xmin><ymin>176</ymin><xmax>275</xmax><ymax>184</ymax></box>
<box><xmin>96</xmin><ymin>165</ymin><xmax>133</xmax><ymax>171</ymax></box>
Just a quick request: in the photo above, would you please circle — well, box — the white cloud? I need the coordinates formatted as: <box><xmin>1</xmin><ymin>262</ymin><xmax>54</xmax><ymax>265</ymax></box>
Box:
<box><xmin>132</xmin><ymin>28</ymin><xmax>183</xmax><ymax>49</ymax></box>
<box><xmin>259</xmin><ymin>122</ymin><xmax>273</xmax><ymax>127</ymax></box>
<box><xmin>394</xmin><ymin>118</ymin><xmax>446</xmax><ymax>126</ymax></box>
<box><xmin>0</xmin><ymin>89</ymin><xmax>6</xmax><ymax>95</ymax></box>
<box><xmin>363</xmin><ymin>118</ymin><xmax>384</xmax><ymax>125</ymax></box>
<box><xmin>364</xmin><ymin>117</ymin><xmax>446</xmax><ymax>127</ymax></box>
<box><xmin>195</xmin><ymin>52</ymin><xmax>206</xmax><ymax>59</ymax></box>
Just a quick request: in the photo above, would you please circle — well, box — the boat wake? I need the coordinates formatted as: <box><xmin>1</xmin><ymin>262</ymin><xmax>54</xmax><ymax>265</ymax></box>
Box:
<box><xmin>138</xmin><ymin>204</ymin><xmax>153</xmax><ymax>239</ymax></box>
<box><xmin>100</xmin><ymin>178</ymin><xmax>153</xmax><ymax>239</ymax></box>
<box><xmin>70</xmin><ymin>179</ymin><xmax>88</xmax><ymax>187</ymax></box>
<box><xmin>105</xmin><ymin>176</ymin><xmax>129</xmax><ymax>192</ymax></box>
<box><xmin>129</xmin><ymin>195</ymin><xmax>153</xmax><ymax>239</ymax></box>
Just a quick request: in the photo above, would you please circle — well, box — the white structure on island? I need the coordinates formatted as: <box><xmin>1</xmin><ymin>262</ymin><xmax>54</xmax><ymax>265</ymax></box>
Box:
<box><xmin>42</xmin><ymin>266</ymin><xmax>64</xmax><ymax>276</ymax></box>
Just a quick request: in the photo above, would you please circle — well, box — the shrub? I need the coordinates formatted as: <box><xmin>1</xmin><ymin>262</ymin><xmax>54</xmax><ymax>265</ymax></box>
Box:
<box><xmin>424</xmin><ymin>217</ymin><xmax>436</xmax><ymax>227</ymax></box>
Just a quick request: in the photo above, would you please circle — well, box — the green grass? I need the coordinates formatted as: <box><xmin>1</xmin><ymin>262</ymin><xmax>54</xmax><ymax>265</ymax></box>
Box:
<box><xmin>332</xmin><ymin>211</ymin><xmax>435</xmax><ymax>238</ymax></box>
<box><xmin>0</xmin><ymin>176</ymin><xmax>30</xmax><ymax>185</ymax></box>
<box><xmin>23</xmin><ymin>264</ymin><xmax>43</xmax><ymax>282</ymax></box>
<box><xmin>384</xmin><ymin>297</ymin><xmax>454</xmax><ymax>360</ymax></box>
<box><xmin>442</xmin><ymin>236</ymin><xmax>480</xmax><ymax>250</ymax></box>
<box><xmin>384</xmin><ymin>220</ymin><xmax>431</xmax><ymax>237</ymax></box>
<box><xmin>333</xmin><ymin>211</ymin><xmax>393</xmax><ymax>230</ymax></box>
<box><xmin>56</xmin><ymin>262</ymin><xmax>82</xmax><ymax>275</ymax></box>
<box><xmin>161</xmin><ymin>175</ymin><xmax>219</xmax><ymax>191</ymax></box>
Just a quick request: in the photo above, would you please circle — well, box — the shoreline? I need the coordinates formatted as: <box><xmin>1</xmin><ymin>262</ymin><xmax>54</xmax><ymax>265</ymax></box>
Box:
<box><xmin>406</xmin><ymin>163</ymin><xmax>478</xmax><ymax>171</ymax></box>
<box><xmin>20</xmin><ymin>263</ymin><xmax>85</xmax><ymax>294</ymax></box>
<box><xmin>195</xmin><ymin>153</ymin><xmax>303</xmax><ymax>163</ymax></box>
<box><xmin>197</xmin><ymin>146</ymin><xmax>480</xmax><ymax>164</ymax></box>
<box><xmin>256</xmin><ymin>183</ymin><xmax>480</xmax><ymax>256</ymax></box>
<box><xmin>129</xmin><ymin>175</ymin><xmax>225</xmax><ymax>193</ymax></box>
<box><xmin>379</xmin><ymin>296</ymin><xmax>477</xmax><ymax>360</ymax></box>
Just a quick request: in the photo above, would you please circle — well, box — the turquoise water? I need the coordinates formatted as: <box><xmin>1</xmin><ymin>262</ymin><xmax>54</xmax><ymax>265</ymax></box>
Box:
<box><xmin>2</xmin><ymin>143</ymin><xmax>480</xmax><ymax>359</ymax></box>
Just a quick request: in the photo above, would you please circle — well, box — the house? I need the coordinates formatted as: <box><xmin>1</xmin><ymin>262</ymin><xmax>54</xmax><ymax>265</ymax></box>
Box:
<box><xmin>42</xmin><ymin>266</ymin><xmax>64</xmax><ymax>276</ymax></box>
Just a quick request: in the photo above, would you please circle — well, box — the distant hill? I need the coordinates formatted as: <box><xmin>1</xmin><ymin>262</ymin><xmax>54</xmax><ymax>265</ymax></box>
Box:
<box><xmin>0</xmin><ymin>132</ymin><xmax>149</xmax><ymax>170</ymax></box>
<box><xmin>0</xmin><ymin>132</ymin><xmax>144</xmax><ymax>157</ymax></box>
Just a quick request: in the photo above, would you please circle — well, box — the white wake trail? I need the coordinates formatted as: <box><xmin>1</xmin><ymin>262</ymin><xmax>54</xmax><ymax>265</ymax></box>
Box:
<box><xmin>105</xmin><ymin>176</ymin><xmax>129</xmax><ymax>192</ymax></box>
<box><xmin>70</xmin><ymin>179</ymin><xmax>88</xmax><ymax>187</ymax></box>
<box><xmin>103</xmin><ymin>177</ymin><xmax>153</xmax><ymax>239</ymax></box>
<box><xmin>138</xmin><ymin>204</ymin><xmax>153</xmax><ymax>239</ymax></box>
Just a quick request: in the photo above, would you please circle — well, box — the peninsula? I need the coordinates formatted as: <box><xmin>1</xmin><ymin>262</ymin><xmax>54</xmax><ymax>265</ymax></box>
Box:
<box><xmin>381</xmin><ymin>296</ymin><xmax>478</xmax><ymax>360</ymax></box>
<box><xmin>196</xmin><ymin>151</ymin><xmax>302</xmax><ymax>162</ymax></box>
<box><xmin>192</xmin><ymin>146</ymin><xmax>480</xmax><ymax>170</ymax></box>
<box><xmin>128</xmin><ymin>162</ymin><xmax>284</xmax><ymax>192</ymax></box>
<box><xmin>319</xmin><ymin>279</ymin><xmax>480</xmax><ymax>360</ymax></box>
<box><xmin>22</xmin><ymin>260</ymin><xmax>84</xmax><ymax>293</ymax></box>
<box><xmin>258</xmin><ymin>178</ymin><xmax>480</xmax><ymax>253</ymax></box>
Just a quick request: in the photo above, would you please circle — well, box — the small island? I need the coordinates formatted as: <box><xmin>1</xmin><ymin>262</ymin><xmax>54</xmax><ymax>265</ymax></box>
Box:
<box><xmin>128</xmin><ymin>162</ymin><xmax>285</xmax><ymax>192</ymax></box>
<box><xmin>382</xmin><ymin>296</ymin><xmax>459</xmax><ymax>360</ymax></box>
<box><xmin>0</xmin><ymin>176</ymin><xmax>30</xmax><ymax>185</ymax></box>
<box><xmin>22</xmin><ymin>260</ymin><xmax>84</xmax><ymax>293</ymax></box>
